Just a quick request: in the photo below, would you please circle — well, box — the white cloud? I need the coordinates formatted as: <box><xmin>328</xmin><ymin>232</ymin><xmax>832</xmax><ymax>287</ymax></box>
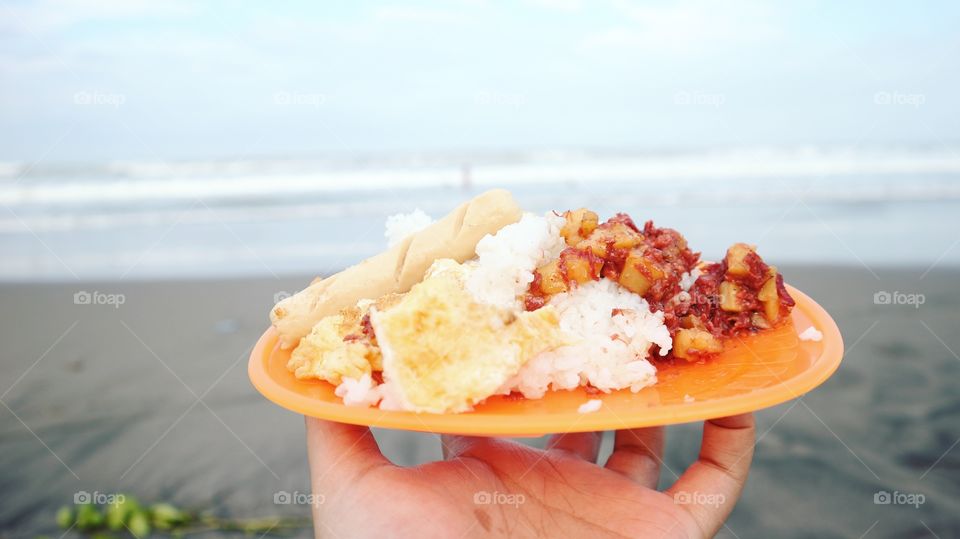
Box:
<box><xmin>526</xmin><ymin>0</ymin><xmax>582</xmax><ymax>12</ymax></box>
<box><xmin>581</xmin><ymin>1</ymin><xmax>781</xmax><ymax>54</ymax></box>
<box><xmin>373</xmin><ymin>6</ymin><xmax>465</xmax><ymax>24</ymax></box>
<box><xmin>1</xmin><ymin>0</ymin><xmax>196</xmax><ymax>35</ymax></box>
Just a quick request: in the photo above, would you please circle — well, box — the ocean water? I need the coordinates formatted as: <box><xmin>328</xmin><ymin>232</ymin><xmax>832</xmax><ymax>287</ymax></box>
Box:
<box><xmin>2</xmin><ymin>146</ymin><xmax>960</xmax><ymax>281</ymax></box>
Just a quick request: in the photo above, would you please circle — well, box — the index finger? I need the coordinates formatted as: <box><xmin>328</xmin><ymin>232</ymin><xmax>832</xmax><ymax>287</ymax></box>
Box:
<box><xmin>665</xmin><ymin>413</ymin><xmax>755</xmax><ymax>537</ymax></box>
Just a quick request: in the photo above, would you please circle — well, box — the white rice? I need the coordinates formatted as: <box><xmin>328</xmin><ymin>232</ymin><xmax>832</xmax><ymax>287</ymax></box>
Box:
<box><xmin>466</xmin><ymin>212</ymin><xmax>567</xmax><ymax>310</ymax></box>
<box><xmin>334</xmin><ymin>375</ymin><xmax>405</xmax><ymax>409</ymax></box>
<box><xmin>501</xmin><ymin>279</ymin><xmax>670</xmax><ymax>399</ymax></box>
<box><xmin>335</xmin><ymin>374</ymin><xmax>381</xmax><ymax>407</ymax></box>
<box><xmin>578</xmin><ymin>399</ymin><xmax>602</xmax><ymax>413</ymax></box>
<box><xmin>799</xmin><ymin>326</ymin><xmax>823</xmax><ymax>342</ymax></box>
<box><xmin>384</xmin><ymin>209</ymin><xmax>433</xmax><ymax>247</ymax></box>
<box><xmin>344</xmin><ymin>209</ymin><xmax>673</xmax><ymax>410</ymax></box>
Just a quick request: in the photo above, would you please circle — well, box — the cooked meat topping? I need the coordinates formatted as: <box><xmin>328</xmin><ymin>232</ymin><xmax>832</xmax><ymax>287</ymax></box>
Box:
<box><xmin>525</xmin><ymin>210</ymin><xmax>795</xmax><ymax>360</ymax></box>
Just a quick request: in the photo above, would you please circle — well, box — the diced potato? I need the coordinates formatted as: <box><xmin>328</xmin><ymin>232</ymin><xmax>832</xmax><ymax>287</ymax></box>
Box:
<box><xmin>751</xmin><ymin>312</ymin><xmax>771</xmax><ymax>329</ymax></box>
<box><xmin>535</xmin><ymin>260</ymin><xmax>568</xmax><ymax>295</ymax></box>
<box><xmin>725</xmin><ymin>243</ymin><xmax>756</xmax><ymax>277</ymax></box>
<box><xmin>561</xmin><ymin>251</ymin><xmax>600</xmax><ymax>284</ymax></box>
<box><xmin>673</xmin><ymin>328</ymin><xmax>723</xmax><ymax>360</ymax></box>
<box><xmin>757</xmin><ymin>270</ymin><xmax>780</xmax><ymax>323</ymax></box>
<box><xmin>579</xmin><ymin>237</ymin><xmax>607</xmax><ymax>258</ymax></box>
<box><xmin>578</xmin><ymin>222</ymin><xmax>642</xmax><ymax>256</ymax></box>
<box><xmin>645</xmin><ymin>257</ymin><xmax>666</xmax><ymax>280</ymax></box>
<box><xmin>619</xmin><ymin>250</ymin><xmax>663</xmax><ymax>295</ymax></box>
<box><xmin>610</xmin><ymin>223</ymin><xmax>643</xmax><ymax>249</ymax></box>
<box><xmin>581</xmin><ymin>211</ymin><xmax>600</xmax><ymax>235</ymax></box>
<box><xmin>619</xmin><ymin>262</ymin><xmax>651</xmax><ymax>295</ymax></box>
<box><xmin>719</xmin><ymin>280</ymin><xmax>744</xmax><ymax>312</ymax></box>
<box><xmin>560</xmin><ymin>209</ymin><xmax>599</xmax><ymax>245</ymax></box>
<box><xmin>680</xmin><ymin>315</ymin><xmax>705</xmax><ymax>330</ymax></box>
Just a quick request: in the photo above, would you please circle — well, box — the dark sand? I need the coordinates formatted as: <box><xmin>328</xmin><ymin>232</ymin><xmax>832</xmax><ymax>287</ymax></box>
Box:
<box><xmin>1</xmin><ymin>266</ymin><xmax>958</xmax><ymax>538</ymax></box>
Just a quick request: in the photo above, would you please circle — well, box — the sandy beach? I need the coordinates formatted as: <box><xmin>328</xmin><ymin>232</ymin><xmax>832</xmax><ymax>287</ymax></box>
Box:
<box><xmin>1</xmin><ymin>265</ymin><xmax>958</xmax><ymax>538</ymax></box>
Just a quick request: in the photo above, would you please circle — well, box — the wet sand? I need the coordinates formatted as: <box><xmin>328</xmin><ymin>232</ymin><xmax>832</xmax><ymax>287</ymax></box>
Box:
<box><xmin>1</xmin><ymin>266</ymin><xmax>958</xmax><ymax>538</ymax></box>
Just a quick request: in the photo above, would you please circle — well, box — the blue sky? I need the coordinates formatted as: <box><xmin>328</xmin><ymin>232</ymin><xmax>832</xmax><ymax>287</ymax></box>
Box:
<box><xmin>1</xmin><ymin>0</ymin><xmax>958</xmax><ymax>162</ymax></box>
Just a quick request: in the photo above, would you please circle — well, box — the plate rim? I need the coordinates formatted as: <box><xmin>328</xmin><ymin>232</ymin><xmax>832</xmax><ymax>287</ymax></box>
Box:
<box><xmin>248</xmin><ymin>284</ymin><xmax>844</xmax><ymax>435</ymax></box>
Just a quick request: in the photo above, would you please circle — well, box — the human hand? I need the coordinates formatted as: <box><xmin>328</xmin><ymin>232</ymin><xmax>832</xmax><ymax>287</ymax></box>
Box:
<box><xmin>305</xmin><ymin>414</ymin><xmax>755</xmax><ymax>538</ymax></box>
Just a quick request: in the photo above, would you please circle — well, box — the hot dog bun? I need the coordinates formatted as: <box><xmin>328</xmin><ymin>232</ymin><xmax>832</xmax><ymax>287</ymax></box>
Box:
<box><xmin>270</xmin><ymin>189</ymin><xmax>523</xmax><ymax>348</ymax></box>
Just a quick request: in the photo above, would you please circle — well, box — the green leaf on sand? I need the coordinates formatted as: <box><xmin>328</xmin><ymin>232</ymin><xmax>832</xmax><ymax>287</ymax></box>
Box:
<box><xmin>55</xmin><ymin>506</ymin><xmax>75</xmax><ymax>529</ymax></box>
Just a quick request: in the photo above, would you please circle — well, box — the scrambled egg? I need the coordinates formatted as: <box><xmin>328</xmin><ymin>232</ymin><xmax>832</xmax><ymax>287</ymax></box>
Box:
<box><xmin>286</xmin><ymin>292</ymin><xmax>401</xmax><ymax>384</ymax></box>
<box><xmin>372</xmin><ymin>260</ymin><xmax>567</xmax><ymax>413</ymax></box>
<box><xmin>287</xmin><ymin>259</ymin><xmax>567</xmax><ymax>412</ymax></box>
<box><xmin>287</xmin><ymin>314</ymin><xmax>378</xmax><ymax>384</ymax></box>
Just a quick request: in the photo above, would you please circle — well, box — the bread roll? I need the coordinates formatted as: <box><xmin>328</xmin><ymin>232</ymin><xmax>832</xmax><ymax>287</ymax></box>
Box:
<box><xmin>270</xmin><ymin>189</ymin><xmax>523</xmax><ymax>348</ymax></box>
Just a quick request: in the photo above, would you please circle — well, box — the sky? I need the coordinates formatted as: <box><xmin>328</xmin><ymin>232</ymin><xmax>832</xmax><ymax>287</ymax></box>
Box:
<box><xmin>1</xmin><ymin>0</ymin><xmax>958</xmax><ymax>162</ymax></box>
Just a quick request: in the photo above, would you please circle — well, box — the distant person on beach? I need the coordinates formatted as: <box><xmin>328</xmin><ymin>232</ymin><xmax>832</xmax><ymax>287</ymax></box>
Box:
<box><xmin>305</xmin><ymin>414</ymin><xmax>754</xmax><ymax>538</ymax></box>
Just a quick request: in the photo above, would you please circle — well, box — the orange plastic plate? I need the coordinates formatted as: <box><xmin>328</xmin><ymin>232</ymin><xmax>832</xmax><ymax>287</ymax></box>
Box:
<box><xmin>249</xmin><ymin>285</ymin><xmax>843</xmax><ymax>436</ymax></box>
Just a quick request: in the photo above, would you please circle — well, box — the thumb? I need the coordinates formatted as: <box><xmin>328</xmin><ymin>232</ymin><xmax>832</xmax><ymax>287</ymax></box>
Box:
<box><xmin>305</xmin><ymin>417</ymin><xmax>391</xmax><ymax>495</ymax></box>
